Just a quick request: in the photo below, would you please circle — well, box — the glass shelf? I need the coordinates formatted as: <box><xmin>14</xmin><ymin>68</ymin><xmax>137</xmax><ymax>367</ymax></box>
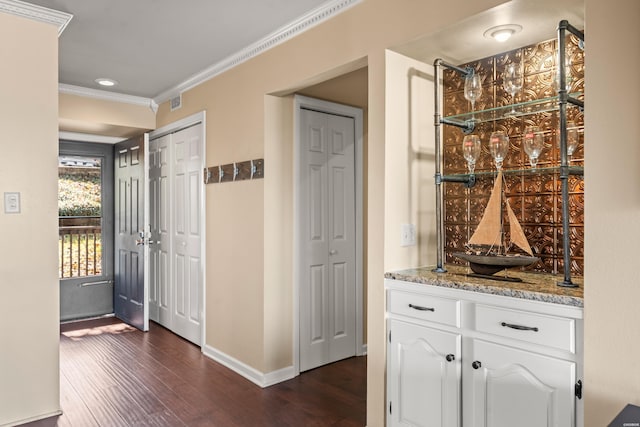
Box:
<box><xmin>441</xmin><ymin>165</ymin><xmax>584</xmax><ymax>182</ymax></box>
<box><xmin>442</xmin><ymin>93</ymin><xmax>583</xmax><ymax>126</ymax></box>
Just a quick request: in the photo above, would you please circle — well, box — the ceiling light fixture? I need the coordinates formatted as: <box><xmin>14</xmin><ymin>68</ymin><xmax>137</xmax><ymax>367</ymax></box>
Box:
<box><xmin>95</xmin><ymin>78</ymin><xmax>118</xmax><ymax>87</ymax></box>
<box><xmin>483</xmin><ymin>24</ymin><xmax>522</xmax><ymax>42</ymax></box>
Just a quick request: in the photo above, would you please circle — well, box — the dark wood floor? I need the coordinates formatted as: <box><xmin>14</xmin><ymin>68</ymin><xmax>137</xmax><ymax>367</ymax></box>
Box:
<box><xmin>26</xmin><ymin>317</ymin><xmax>366</xmax><ymax>427</ymax></box>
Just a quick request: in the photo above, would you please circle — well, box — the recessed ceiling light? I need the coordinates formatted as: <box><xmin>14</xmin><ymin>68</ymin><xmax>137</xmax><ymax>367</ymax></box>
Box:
<box><xmin>483</xmin><ymin>24</ymin><xmax>523</xmax><ymax>42</ymax></box>
<box><xmin>95</xmin><ymin>78</ymin><xmax>118</xmax><ymax>87</ymax></box>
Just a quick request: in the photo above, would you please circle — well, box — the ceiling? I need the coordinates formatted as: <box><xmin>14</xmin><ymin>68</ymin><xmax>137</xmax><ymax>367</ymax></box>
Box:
<box><xmin>20</xmin><ymin>0</ymin><xmax>583</xmax><ymax>107</ymax></box>
<box><xmin>25</xmin><ymin>0</ymin><xmax>331</xmax><ymax>100</ymax></box>
<box><xmin>393</xmin><ymin>0</ymin><xmax>584</xmax><ymax>67</ymax></box>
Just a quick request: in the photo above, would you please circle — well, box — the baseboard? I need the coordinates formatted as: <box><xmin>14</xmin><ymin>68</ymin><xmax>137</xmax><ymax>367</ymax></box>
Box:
<box><xmin>1</xmin><ymin>410</ymin><xmax>62</xmax><ymax>427</ymax></box>
<box><xmin>359</xmin><ymin>343</ymin><xmax>368</xmax><ymax>356</ymax></box>
<box><xmin>202</xmin><ymin>344</ymin><xmax>295</xmax><ymax>388</ymax></box>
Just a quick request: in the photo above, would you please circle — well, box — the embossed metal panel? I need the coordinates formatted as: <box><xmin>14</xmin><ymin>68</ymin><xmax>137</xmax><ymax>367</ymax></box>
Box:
<box><xmin>442</xmin><ymin>36</ymin><xmax>584</xmax><ymax>276</ymax></box>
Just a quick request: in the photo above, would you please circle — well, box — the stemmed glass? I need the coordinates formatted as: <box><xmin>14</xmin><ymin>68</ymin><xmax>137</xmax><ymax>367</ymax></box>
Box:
<box><xmin>523</xmin><ymin>126</ymin><xmax>544</xmax><ymax>168</ymax></box>
<box><xmin>554</xmin><ymin>56</ymin><xmax>573</xmax><ymax>93</ymax></box>
<box><xmin>462</xmin><ymin>135</ymin><xmax>481</xmax><ymax>174</ymax></box>
<box><xmin>503</xmin><ymin>63</ymin><xmax>523</xmax><ymax>115</ymax></box>
<box><xmin>558</xmin><ymin>121</ymin><xmax>579</xmax><ymax>161</ymax></box>
<box><xmin>489</xmin><ymin>130</ymin><xmax>509</xmax><ymax>170</ymax></box>
<box><xmin>464</xmin><ymin>71</ymin><xmax>483</xmax><ymax>121</ymax></box>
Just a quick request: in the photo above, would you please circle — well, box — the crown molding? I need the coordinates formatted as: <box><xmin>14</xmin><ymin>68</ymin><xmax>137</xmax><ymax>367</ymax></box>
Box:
<box><xmin>59</xmin><ymin>131</ymin><xmax>126</xmax><ymax>144</ymax></box>
<box><xmin>153</xmin><ymin>0</ymin><xmax>362</xmax><ymax>104</ymax></box>
<box><xmin>0</xmin><ymin>0</ymin><xmax>73</xmax><ymax>36</ymax></box>
<box><xmin>59</xmin><ymin>84</ymin><xmax>158</xmax><ymax>112</ymax></box>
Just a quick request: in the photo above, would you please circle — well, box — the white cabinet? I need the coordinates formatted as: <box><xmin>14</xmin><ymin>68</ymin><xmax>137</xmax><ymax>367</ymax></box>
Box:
<box><xmin>388</xmin><ymin>319</ymin><xmax>461</xmax><ymax>427</ymax></box>
<box><xmin>467</xmin><ymin>339</ymin><xmax>576</xmax><ymax>427</ymax></box>
<box><xmin>386</xmin><ymin>279</ymin><xmax>583</xmax><ymax>427</ymax></box>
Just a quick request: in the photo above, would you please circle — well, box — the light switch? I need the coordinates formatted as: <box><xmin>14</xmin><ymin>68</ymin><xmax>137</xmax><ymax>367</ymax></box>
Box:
<box><xmin>4</xmin><ymin>192</ymin><xmax>21</xmax><ymax>214</ymax></box>
<box><xmin>400</xmin><ymin>223</ymin><xmax>416</xmax><ymax>246</ymax></box>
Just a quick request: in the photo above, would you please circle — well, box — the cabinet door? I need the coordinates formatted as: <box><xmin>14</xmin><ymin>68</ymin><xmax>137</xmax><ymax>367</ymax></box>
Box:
<box><xmin>388</xmin><ymin>319</ymin><xmax>461</xmax><ymax>427</ymax></box>
<box><xmin>468</xmin><ymin>339</ymin><xmax>576</xmax><ymax>427</ymax></box>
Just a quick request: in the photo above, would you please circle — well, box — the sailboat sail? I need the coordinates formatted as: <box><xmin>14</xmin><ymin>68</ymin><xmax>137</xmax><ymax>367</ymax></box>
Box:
<box><xmin>468</xmin><ymin>170</ymin><xmax>504</xmax><ymax>249</ymax></box>
<box><xmin>506</xmin><ymin>198</ymin><xmax>533</xmax><ymax>255</ymax></box>
<box><xmin>467</xmin><ymin>170</ymin><xmax>533</xmax><ymax>256</ymax></box>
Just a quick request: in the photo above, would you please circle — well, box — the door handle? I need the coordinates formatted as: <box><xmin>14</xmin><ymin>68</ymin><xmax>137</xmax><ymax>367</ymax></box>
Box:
<box><xmin>329</xmin><ymin>250</ymin><xmax>337</xmax><ymax>255</ymax></box>
<box><xmin>136</xmin><ymin>237</ymin><xmax>155</xmax><ymax>246</ymax></box>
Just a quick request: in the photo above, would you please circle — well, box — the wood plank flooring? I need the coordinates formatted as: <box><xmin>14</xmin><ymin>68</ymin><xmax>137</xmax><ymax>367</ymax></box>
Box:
<box><xmin>25</xmin><ymin>317</ymin><xmax>366</xmax><ymax>427</ymax></box>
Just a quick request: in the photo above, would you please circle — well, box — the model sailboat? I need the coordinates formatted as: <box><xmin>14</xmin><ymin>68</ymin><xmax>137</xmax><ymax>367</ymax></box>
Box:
<box><xmin>454</xmin><ymin>170</ymin><xmax>539</xmax><ymax>277</ymax></box>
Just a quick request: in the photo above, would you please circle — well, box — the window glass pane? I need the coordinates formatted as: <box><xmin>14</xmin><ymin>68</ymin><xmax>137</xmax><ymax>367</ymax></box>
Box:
<box><xmin>58</xmin><ymin>155</ymin><xmax>103</xmax><ymax>278</ymax></box>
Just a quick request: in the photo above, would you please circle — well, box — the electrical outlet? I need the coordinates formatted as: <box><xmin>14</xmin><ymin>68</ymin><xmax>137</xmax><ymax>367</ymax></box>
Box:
<box><xmin>400</xmin><ymin>223</ymin><xmax>416</xmax><ymax>246</ymax></box>
<box><xmin>4</xmin><ymin>192</ymin><xmax>20</xmax><ymax>214</ymax></box>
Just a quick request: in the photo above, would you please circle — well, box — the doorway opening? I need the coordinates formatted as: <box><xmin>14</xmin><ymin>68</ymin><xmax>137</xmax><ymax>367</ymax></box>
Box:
<box><xmin>58</xmin><ymin>141</ymin><xmax>114</xmax><ymax>322</ymax></box>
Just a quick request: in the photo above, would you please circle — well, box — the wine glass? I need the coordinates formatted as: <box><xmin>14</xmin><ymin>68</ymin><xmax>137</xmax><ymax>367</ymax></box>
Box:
<box><xmin>557</xmin><ymin>121</ymin><xmax>579</xmax><ymax>161</ymax></box>
<box><xmin>489</xmin><ymin>130</ymin><xmax>509</xmax><ymax>170</ymax></box>
<box><xmin>554</xmin><ymin>56</ymin><xmax>573</xmax><ymax>93</ymax></box>
<box><xmin>462</xmin><ymin>135</ymin><xmax>481</xmax><ymax>174</ymax></box>
<box><xmin>523</xmin><ymin>126</ymin><xmax>544</xmax><ymax>168</ymax></box>
<box><xmin>566</xmin><ymin>121</ymin><xmax>579</xmax><ymax>160</ymax></box>
<box><xmin>503</xmin><ymin>63</ymin><xmax>523</xmax><ymax>115</ymax></box>
<box><xmin>464</xmin><ymin>72</ymin><xmax>483</xmax><ymax>121</ymax></box>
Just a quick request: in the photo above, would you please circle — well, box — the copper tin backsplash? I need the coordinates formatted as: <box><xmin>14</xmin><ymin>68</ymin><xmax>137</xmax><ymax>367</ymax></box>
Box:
<box><xmin>443</xmin><ymin>35</ymin><xmax>584</xmax><ymax>276</ymax></box>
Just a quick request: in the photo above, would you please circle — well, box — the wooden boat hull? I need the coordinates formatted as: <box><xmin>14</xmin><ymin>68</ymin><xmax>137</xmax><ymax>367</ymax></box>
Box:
<box><xmin>453</xmin><ymin>252</ymin><xmax>539</xmax><ymax>275</ymax></box>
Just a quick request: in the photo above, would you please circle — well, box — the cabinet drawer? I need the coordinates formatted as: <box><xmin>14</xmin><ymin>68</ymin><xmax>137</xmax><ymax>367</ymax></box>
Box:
<box><xmin>475</xmin><ymin>304</ymin><xmax>575</xmax><ymax>352</ymax></box>
<box><xmin>388</xmin><ymin>290</ymin><xmax>460</xmax><ymax>327</ymax></box>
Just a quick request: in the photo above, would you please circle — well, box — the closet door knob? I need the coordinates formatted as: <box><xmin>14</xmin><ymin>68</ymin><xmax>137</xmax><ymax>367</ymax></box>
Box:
<box><xmin>445</xmin><ymin>354</ymin><xmax>455</xmax><ymax>362</ymax></box>
<box><xmin>472</xmin><ymin>361</ymin><xmax>482</xmax><ymax>369</ymax></box>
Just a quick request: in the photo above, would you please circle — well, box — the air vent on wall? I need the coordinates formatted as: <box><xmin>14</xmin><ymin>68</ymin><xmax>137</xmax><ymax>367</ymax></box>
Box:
<box><xmin>170</xmin><ymin>94</ymin><xmax>182</xmax><ymax>111</ymax></box>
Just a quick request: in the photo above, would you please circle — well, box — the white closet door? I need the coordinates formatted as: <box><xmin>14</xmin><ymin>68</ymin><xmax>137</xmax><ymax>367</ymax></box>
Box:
<box><xmin>171</xmin><ymin>125</ymin><xmax>203</xmax><ymax>345</ymax></box>
<box><xmin>149</xmin><ymin>134</ymin><xmax>171</xmax><ymax>325</ymax></box>
<box><xmin>299</xmin><ymin>108</ymin><xmax>356</xmax><ymax>371</ymax></box>
<box><xmin>149</xmin><ymin>122</ymin><xmax>203</xmax><ymax>346</ymax></box>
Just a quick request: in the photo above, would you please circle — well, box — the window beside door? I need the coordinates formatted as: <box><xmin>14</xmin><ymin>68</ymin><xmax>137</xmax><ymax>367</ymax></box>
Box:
<box><xmin>58</xmin><ymin>155</ymin><xmax>103</xmax><ymax>278</ymax></box>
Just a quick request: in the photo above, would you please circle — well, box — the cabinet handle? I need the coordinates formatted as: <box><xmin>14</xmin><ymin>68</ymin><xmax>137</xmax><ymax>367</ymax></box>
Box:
<box><xmin>408</xmin><ymin>303</ymin><xmax>435</xmax><ymax>312</ymax></box>
<box><xmin>445</xmin><ymin>354</ymin><xmax>455</xmax><ymax>362</ymax></box>
<box><xmin>472</xmin><ymin>361</ymin><xmax>482</xmax><ymax>369</ymax></box>
<box><xmin>501</xmin><ymin>322</ymin><xmax>539</xmax><ymax>332</ymax></box>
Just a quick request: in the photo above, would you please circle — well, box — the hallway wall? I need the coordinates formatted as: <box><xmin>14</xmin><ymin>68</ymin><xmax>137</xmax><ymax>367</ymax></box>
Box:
<box><xmin>0</xmin><ymin>12</ymin><xmax>60</xmax><ymax>426</ymax></box>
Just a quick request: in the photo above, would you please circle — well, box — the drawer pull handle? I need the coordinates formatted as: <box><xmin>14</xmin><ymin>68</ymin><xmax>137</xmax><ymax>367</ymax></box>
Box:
<box><xmin>408</xmin><ymin>304</ymin><xmax>435</xmax><ymax>312</ymax></box>
<box><xmin>501</xmin><ymin>322</ymin><xmax>539</xmax><ymax>332</ymax></box>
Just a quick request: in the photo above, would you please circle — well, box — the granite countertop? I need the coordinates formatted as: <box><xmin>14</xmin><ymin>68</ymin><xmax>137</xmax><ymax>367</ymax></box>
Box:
<box><xmin>385</xmin><ymin>264</ymin><xmax>584</xmax><ymax>307</ymax></box>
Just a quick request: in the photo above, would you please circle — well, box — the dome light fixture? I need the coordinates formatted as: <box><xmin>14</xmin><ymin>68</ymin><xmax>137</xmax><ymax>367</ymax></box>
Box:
<box><xmin>95</xmin><ymin>78</ymin><xmax>118</xmax><ymax>87</ymax></box>
<box><xmin>484</xmin><ymin>24</ymin><xmax>522</xmax><ymax>42</ymax></box>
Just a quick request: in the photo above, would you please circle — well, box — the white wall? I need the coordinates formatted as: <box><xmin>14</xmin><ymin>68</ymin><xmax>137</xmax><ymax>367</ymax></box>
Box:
<box><xmin>583</xmin><ymin>0</ymin><xmax>640</xmax><ymax>425</ymax></box>
<box><xmin>0</xmin><ymin>13</ymin><xmax>61</xmax><ymax>426</ymax></box>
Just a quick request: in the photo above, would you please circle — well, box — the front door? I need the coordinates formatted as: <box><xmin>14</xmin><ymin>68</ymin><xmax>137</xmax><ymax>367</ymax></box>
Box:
<box><xmin>299</xmin><ymin>107</ymin><xmax>357</xmax><ymax>372</ymax></box>
<box><xmin>58</xmin><ymin>141</ymin><xmax>114</xmax><ymax>321</ymax></box>
<box><xmin>114</xmin><ymin>135</ymin><xmax>149</xmax><ymax>331</ymax></box>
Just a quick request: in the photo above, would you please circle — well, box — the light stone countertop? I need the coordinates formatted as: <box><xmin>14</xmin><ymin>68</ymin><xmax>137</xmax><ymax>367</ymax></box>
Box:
<box><xmin>385</xmin><ymin>264</ymin><xmax>584</xmax><ymax>307</ymax></box>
